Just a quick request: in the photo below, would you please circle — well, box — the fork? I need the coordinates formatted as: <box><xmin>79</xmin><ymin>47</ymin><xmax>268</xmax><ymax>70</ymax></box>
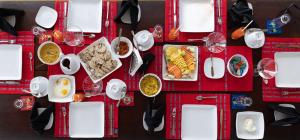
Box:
<box><xmin>29</xmin><ymin>52</ymin><xmax>33</xmax><ymax>72</ymax></box>
<box><xmin>62</xmin><ymin>106</ymin><xmax>67</xmax><ymax>136</ymax></box>
<box><xmin>217</xmin><ymin>0</ymin><xmax>222</xmax><ymax>25</ymax></box>
<box><xmin>196</xmin><ymin>95</ymin><xmax>217</xmax><ymax>101</ymax></box>
<box><xmin>281</xmin><ymin>91</ymin><xmax>300</xmax><ymax>96</ymax></box>
<box><xmin>105</xmin><ymin>0</ymin><xmax>110</xmax><ymax>38</ymax></box>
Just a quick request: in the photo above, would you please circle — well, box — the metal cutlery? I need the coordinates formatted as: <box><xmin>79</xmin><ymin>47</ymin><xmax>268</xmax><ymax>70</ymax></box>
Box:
<box><xmin>61</xmin><ymin>105</ymin><xmax>67</xmax><ymax>136</ymax></box>
<box><xmin>210</xmin><ymin>55</ymin><xmax>214</xmax><ymax>77</ymax></box>
<box><xmin>173</xmin><ymin>0</ymin><xmax>177</xmax><ymax>28</ymax></box>
<box><xmin>275</xmin><ymin>44</ymin><xmax>300</xmax><ymax>48</ymax></box>
<box><xmin>217</xmin><ymin>0</ymin><xmax>222</xmax><ymax>25</ymax></box>
<box><xmin>171</xmin><ymin>107</ymin><xmax>176</xmax><ymax>136</ymax></box>
<box><xmin>0</xmin><ymin>81</ymin><xmax>20</xmax><ymax>85</ymax></box>
<box><xmin>220</xmin><ymin>109</ymin><xmax>223</xmax><ymax>139</ymax></box>
<box><xmin>105</xmin><ymin>0</ymin><xmax>110</xmax><ymax>38</ymax></box>
<box><xmin>187</xmin><ymin>38</ymin><xmax>206</xmax><ymax>42</ymax></box>
<box><xmin>281</xmin><ymin>91</ymin><xmax>300</xmax><ymax>96</ymax></box>
<box><xmin>0</xmin><ymin>39</ymin><xmax>16</xmax><ymax>44</ymax></box>
<box><xmin>64</xmin><ymin>2</ymin><xmax>68</xmax><ymax>27</ymax></box>
<box><xmin>29</xmin><ymin>52</ymin><xmax>33</xmax><ymax>72</ymax></box>
<box><xmin>83</xmin><ymin>34</ymin><xmax>96</xmax><ymax>38</ymax></box>
<box><xmin>22</xmin><ymin>89</ymin><xmax>41</xmax><ymax>97</ymax></box>
<box><xmin>117</xmin><ymin>87</ymin><xmax>126</xmax><ymax>107</ymax></box>
<box><xmin>116</xmin><ymin>28</ymin><xmax>123</xmax><ymax>53</ymax></box>
<box><xmin>131</xmin><ymin>30</ymin><xmax>142</xmax><ymax>50</ymax></box>
<box><xmin>196</xmin><ymin>95</ymin><xmax>217</xmax><ymax>101</ymax></box>
<box><xmin>109</xmin><ymin>104</ymin><xmax>114</xmax><ymax>136</ymax></box>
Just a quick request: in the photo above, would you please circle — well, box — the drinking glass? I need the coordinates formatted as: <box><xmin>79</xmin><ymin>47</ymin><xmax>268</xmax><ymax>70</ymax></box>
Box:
<box><xmin>152</xmin><ymin>24</ymin><xmax>163</xmax><ymax>39</ymax></box>
<box><xmin>256</xmin><ymin>58</ymin><xmax>278</xmax><ymax>84</ymax></box>
<box><xmin>82</xmin><ymin>76</ymin><xmax>104</xmax><ymax>97</ymax></box>
<box><xmin>64</xmin><ymin>25</ymin><xmax>85</xmax><ymax>47</ymax></box>
<box><xmin>188</xmin><ymin>32</ymin><xmax>226</xmax><ymax>53</ymax></box>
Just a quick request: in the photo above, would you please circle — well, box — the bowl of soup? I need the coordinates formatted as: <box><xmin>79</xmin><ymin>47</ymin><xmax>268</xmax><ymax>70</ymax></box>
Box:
<box><xmin>139</xmin><ymin>73</ymin><xmax>162</xmax><ymax>97</ymax></box>
<box><xmin>38</xmin><ymin>41</ymin><xmax>63</xmax><ymax>65</ymax></box>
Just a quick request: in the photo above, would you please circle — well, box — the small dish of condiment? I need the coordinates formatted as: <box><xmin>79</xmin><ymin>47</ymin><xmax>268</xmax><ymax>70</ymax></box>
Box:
<box><xmin>111</xmin><ymin>37</ymin><xmax>133</xmax><ymax>59</ymax></box>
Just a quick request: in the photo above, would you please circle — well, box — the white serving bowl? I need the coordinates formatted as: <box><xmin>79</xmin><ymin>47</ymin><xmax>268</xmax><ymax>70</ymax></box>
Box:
<box><xmin>111</xmin><ymin>36</ymin><xmax>133</xmax><ymax>58</ymax></box>
<box><xmin>236</xmin><ymin>111</ymin><xmax>265</xmax><ymax>139</ymax></box>
<box><xmin>227</xmin><ymin>54</ymin><xmax>249</xmax><ymax>78</ymax></box>
<box><xmin>37</xmin><ymin>41</ymin><xmax>63</xmax><ymax>65</ymax></box>
<box><xmin>139</xmin><ymin>73</ymin><xmax>162</xmax><ymax>98</ymax></box>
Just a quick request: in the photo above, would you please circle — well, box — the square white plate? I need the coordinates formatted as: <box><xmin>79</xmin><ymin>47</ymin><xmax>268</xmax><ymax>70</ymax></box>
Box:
<box><xmin>179</xmin><ymin>0</ymin><xmax>215</xmax><ymax>32</ymax></box>
<box><xmin>204</xmin><ymin>57</ymin><xmax>225</xmax><ymax>79</ymax></box>
<box><xmin>35</xmin><ymin>6</ymin><xmax>58</xmax><ymax>28</ymax></box>
<box><xmin>236</xmin><ymin>111</ymin><xmax>264</xmax><ymax>139</ymax></box>
<box><xmin>162</xmin><ymin>44</ymin><xmax>198</xmax><ymax>81</ymax></box>
<box><xmin>181</xmin><ymin>104</ymin><xmax>217</xmax><ymax>140</ymax></box>
<box><xmin>47</xmin><ymin>75</ymin><xmax>75</xmax><ymax>103</ymax></box>
<box><xmin>67</xmin><ymin>0</ymin><xmax>102</xmax><ymax>33</ymax></box>
<box><xmin>275</xmin><ymin>52</ymin><xmax>300</xmax><ymax>88</ymax></box>
<box><xmin>69</xmin><ymin>102</ymin><xmax>105</xmax><ymax>138</ymax></box>
<box><xmin>0</xmin><ymin>44</ymin><xmax>22</xmax><ymax>80</ymax></box>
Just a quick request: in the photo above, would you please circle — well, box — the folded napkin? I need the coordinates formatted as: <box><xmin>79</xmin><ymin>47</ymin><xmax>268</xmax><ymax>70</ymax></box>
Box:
<box><xmin>30</xmin><ymin>102</ymin><xmax>54</xmax><ymax>134</ymax></box>
<box><xmin>0</xmin><ymin>8</ymin><xmax>24</xmax><ymax>36</ymax></box>
<box><xmin>144</xmin><ymin>99</ymin><xmax>165</xmax><ymax>133</ymax></box>
<box><xmin>269</xmin><ymin>104</ymin><xmax>300</xmax><ymax>126</ymax></box>
<box><xmin>138</xmin><ymin>53</ymin><xmax>155</xmax><ymax>75</ymax></box>
<box><xmin>114</xmin><ymin>0</ymin><xmax>139</xmax><ymax>30</ymax></box>
<box><xmin>228</xmin><ymin>0</ymin><xmax>258</xmax><ymax>29</ymax></box>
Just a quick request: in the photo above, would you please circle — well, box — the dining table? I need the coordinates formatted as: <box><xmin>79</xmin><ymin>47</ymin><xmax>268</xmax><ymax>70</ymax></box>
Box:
<box><xmin>0</xmin><ymin>0</ymin><xmax>300</xmax><ymax>140</ymax></box>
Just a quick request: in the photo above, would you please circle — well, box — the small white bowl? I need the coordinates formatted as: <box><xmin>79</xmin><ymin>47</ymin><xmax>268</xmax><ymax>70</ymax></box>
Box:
<box><xmin>236</xmin><ymin>111</ymin><xmax>265</xmax><ymax>139</ymax></box>
<box><xmin>35</xmin><ymin>6</ymin><xmax>58</xmax><ymax>28</ymax></box>
<box><xmin>227</xmin><ymin>54</ymin><xmax>249</xmax><ymax>78</ymax></box>
<box><xmin>139</xmin><ymin>73</ymin><xmax>162</xmax><ymax>98</ymax></box>
<box><xmin>111</xmin><ymin>37</ymin><xmax>133</xmax><ymax>58</ymax></box>
<box><xmin>38</xmin><ymin>41</ymin><xmax>63</xmax><ymax>65</ymax></box>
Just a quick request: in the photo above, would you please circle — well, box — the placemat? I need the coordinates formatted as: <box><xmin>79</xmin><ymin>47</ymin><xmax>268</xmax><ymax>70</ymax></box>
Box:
<box><xmin>54</xmin><ymin>95</ymin><xmax>119</xmax><ymax>138</ymax></box>
<box><xmin>164</xmin><ymin>0</ymin><xmax>227</xmax><ymax>42</ymax></box>
<box><xmin>0</xmin><ymin>31</ymin><xmax>34</xmax><ymax>94</ymax></box>
<box><xmin>165</xmin><ymin>93</ymin><xmax>231</xmax><ymax>139</ymax></box>
<box><xmin>54</xmin><ymin>0</ymin><xmax>117</xmax><ymax>43</ymax></box>
<box><xmin>262</xmin><ymin>37</ymin><xmax>300</xmax><ymax>102</ymax></box>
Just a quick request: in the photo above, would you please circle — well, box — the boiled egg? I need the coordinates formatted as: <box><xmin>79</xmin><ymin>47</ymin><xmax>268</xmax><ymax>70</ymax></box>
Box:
<box><xmin>54</xmin><ymin>78</ymin><xmax>71</xmax><ymax>98</ymax></box>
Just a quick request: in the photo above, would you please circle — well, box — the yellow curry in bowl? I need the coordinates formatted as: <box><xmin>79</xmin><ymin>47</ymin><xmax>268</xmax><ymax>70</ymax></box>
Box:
<box><xmin>139</xmin><ymin>74</ymin><xmax>162</xmax><ymax>97</ymax></box>
<box><xmin>38</xmin><ymin>41</ymin><xmax>61</xmax><ymax>65</ymax></box>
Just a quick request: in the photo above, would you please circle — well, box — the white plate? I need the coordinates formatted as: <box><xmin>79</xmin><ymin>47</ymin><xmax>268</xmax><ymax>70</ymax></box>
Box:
<box><xmin>0</xmin><ymin>44</ymin><xmax>22</xmax><ymax>80</ymax></box>
<box><xmin>69</xmin><ymin>102</ymin><xmax>105</xmax><ymax>138</ymax></box>
<box><xmin>179</xmin><ymin>0</ymin><xmax>214</xmax><ymax>32</ymax></box>
<box><xmin>78</xmin><ymin>37</ymin><xmax>122</xmax><ymax>83</ymax></box>
<box><xmin>204</xmin><ymin>57</ymin><xmax>225</xmax><ymax>79</ymax></box>
<box><xmin>236</xmin><ymin>111</ymin><xmax>264</xmax><ymax>139</ymax></box>
<box><xmin>47</xmin><ymin>75</ymin><xmax>76</xmax><ymax>103</ymax></box>
<box><xmin>35</xmin><ymin>6</ymin><xmax>58</xmax><ymax>28</ymax></box>
<box><xmin>181</xmin><ymin>104</ymin><xmax>217</xmax><ymax>140</ymax></box>
<box><xmin>275</xmin><ymin>52</ymin><xmax>300</xmax><ymax>88</ymax></box>
<box><xmin>67</xmin><ymin>0</ymin><xmax>102</xmax><ymax>33</ymax></box>
<box><xmin>162</xmin><ymin>45</ymin><xmax>198</xmax><ymax>81</ymax></box>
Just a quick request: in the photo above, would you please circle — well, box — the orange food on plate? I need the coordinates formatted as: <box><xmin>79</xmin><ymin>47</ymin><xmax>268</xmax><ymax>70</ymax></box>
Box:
<box><xmin>167</xmin><ymin>63</ymin><xmax>182</xmax><ymax>78</ymax></box>
<box><xmin>181</xmin><ymin>47</ymin><xmax>196</xmax><ymax>71</ymax></box>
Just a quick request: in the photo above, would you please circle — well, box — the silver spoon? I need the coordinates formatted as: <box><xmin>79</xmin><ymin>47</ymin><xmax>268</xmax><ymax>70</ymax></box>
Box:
<box><xmin>0</xmin><ymin>39</ymin><xmax>16</xmax><ymax>44</ymax></box>
<box><xmin>22</xmin><ymin>89</ymin><xmax>41</xmax><ymax>97</ymax></box>
<box><xmin>131</xmin><ymin>30</ymin><xmax>142</xmax><ymax>50</ymax></box>
<box><xmin>196</xmin><ymin>95</ymin><xmax>217</xmax><ymax>101</ymax></box>
<box><xmin>116</xmin><ymin>87</ymin><xmax>126</xmax><ymax>107</ymax></box>
<box><xmin>83</xmin><ymin>34</ymin><xmax>96</xmax><ymax>38</ymax></box>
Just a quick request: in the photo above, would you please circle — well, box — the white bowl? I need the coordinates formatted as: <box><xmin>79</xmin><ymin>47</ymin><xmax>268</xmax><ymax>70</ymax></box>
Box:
<box><xmin>47</xmin><ymin>75</ymin><xmax>76</xmax><ymax>103</ymax></box>
<box><xmin>227</xmin><ymin>54</ymin><xmax>249</xmax><ymax>78</ymax></box>
<box><xmin>204</xmin><ymin>57</ymin><xmax>225</xmax><ymax>79</ymax></box>
<box><xmin>236</xmin><ymin>111</ymin><xmax>265</xmax><ymax>139</ymax></box>
<box><xmin>35</xmin><ymin>6</ymin><xmax>58</xmax><ymax>28</ymax></box>
<box><xmin>244</xmin><ymin>28</ymin><xmax>265</xmax><ymax>49</ymax></box>
<box><xmin>139</xmin><ymin>73</ymin><xmax>162</xmax><ymax>98</ymax></box>
<box><xmin>111</xmin><ymin>37</ymin><xmax>133</xmax><ymax>58</ymax></box>
<box><xmin>37</xmin><ymin>41</ymin><xmax>63</xmax><ymax>65</ymax></box>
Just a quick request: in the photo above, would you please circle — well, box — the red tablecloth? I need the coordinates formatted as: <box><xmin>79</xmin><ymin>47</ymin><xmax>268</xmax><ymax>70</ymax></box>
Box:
<box><xmin>54</xmin><ymin>0</ymin><xmax>117</xmax><ymax>43</ymax></box>
<box><xmin>262</xmin><ymin>37</ymin><xmax>300</xmax><ymax>102</ymax></box>
<box><xmin>54</xmin><ymin>95</ymin><xmax>122</xmax><ymax>138</ymax></box>
<box><xmin>164</xmin><ymin>0</ymin><xmax>227</xmax><ymax>42</ymax></box>
<box><xmin>49</xmin><ymin>45</ymin><xmax>253</xmax><ymax>92</ymax></box>
<box><xmin>0</xmin><ymin>31</ymin><xmax>34</xmax><ymax>94</ymax></box>
<box><xmin>165</xmin><ymin>93</ymin><xmax>231</xmax><ymax>139</ymax></box>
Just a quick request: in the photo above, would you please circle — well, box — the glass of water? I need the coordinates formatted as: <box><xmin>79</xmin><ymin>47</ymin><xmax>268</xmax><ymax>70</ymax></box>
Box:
<box><xmin>256</xmin><ymin>58</ymin><xmax>278</xmax><ymax>84</ymax></box>
<box><xmin>64</xmin><ymin>25</ymin><xmax>85</xmax><ymax>47</ymax></box>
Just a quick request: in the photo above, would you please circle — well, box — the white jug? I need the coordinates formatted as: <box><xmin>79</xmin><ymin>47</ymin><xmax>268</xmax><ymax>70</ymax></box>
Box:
<box><xmin>60</xmin><ymin>54</ymin><xmax>80</xmax><ymax>75</ymax></box>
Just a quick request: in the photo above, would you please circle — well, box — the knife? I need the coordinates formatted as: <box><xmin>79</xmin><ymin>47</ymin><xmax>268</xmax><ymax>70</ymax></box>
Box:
<box><xmin>0</xmin><ymin>81</ymin><xmax>20</xmax><ymax>85</ymax></box>
<box><xmin>173</xmin><ymin>0</ymin><xmax>177</xmax><ymax>28</ymax></box>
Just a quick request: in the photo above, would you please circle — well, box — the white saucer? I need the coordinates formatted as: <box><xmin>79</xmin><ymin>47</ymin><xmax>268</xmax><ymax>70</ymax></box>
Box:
<box><xmin>204</xmin><ymin>57</ymin><xmax>225</xmax><ymax>79</ymax></box>
<box><xmin>142</xmin><ymin>110</ymin><xmax>164</xmax><ymax>132</ymax></box>
<box><xmin>105</xmin><ymin>79</ymin><xmax>126</xmax><ymax>100</ymax></box>
<box><xmin>121</xmin><ymin>4</ymin><xmax>141</xmax><ymax>24</ymax></box>
<box><xmin>35</xmin><ymin>6</ymin><xmax>58</xmax><ymax>28</ymax></box>
<box><xmin>133</xmin><ymin>30</ymin><xmax>154</xmax><ymax>52</ymax></box>
<box><xmin>37</xmin><ymin>108</ymin><xmax>54</xmax><ymax>130</ymax></box>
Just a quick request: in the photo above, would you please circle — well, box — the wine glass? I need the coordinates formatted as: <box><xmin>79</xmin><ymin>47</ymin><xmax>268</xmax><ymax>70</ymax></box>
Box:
<box><xmin>64</xmin><ymin>25</ymin><xmax>85</xmax><ymax>47</ymax></box>
<box><xmin>188</xmin><ymin>32</ymin><xmax>226</xmax><ymax>53</ymax></box>
<box><xmin>152</xmin><ymin>24</ymin><xmax>163</xmax><ymax>39</ymax></box>
<box><xmin>256</xmin><ymin>58</ymin><xmax>278</xmax><ymax>84</ymax></box>
<box><xmin>82</xmin><ymin>77</ymin><xmax>104</xmax><ymax>97</ymax></box>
